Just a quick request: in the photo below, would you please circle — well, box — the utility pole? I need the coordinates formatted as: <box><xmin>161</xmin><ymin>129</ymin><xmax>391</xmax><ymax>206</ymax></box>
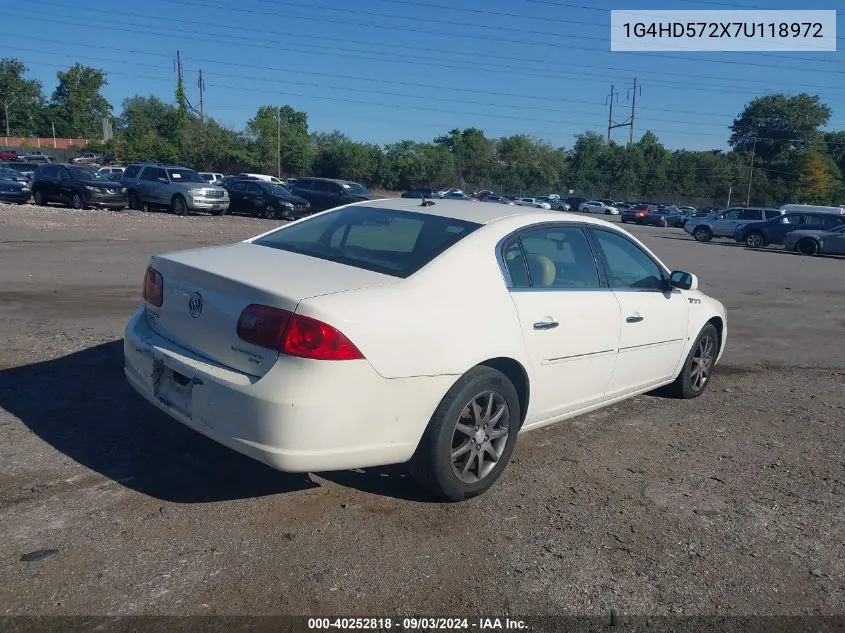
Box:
<box><xmin>197</xmin><ymin>69</ymin><xmax>205</xmax><ymax>122</ymax></box>
<box><xmin>745</xmin><ymin>137</ymin><xmax>757</xmax><ymax>206</ymax></box>
<box><xmin>2</xmin><ymin>95</ymin><xmax>18</xmax><ymax>137</ymax></box>
<box><xmin>605</xmin><ymin>85</ymin><xmax>618</xmax><ymax>143</ymax></box>
<box><xmin>628</xmin><ymin>77</ymin><xmax>640</xmax><ymax>145</ymax></box>
<box><xmin>277</xmin><ymin>106</ymin><xmax>282</xmax><ymax>179</ymax></box>
<box><xmin>727</xmin><ymin>186</ymin><xmax>732</xmax><ymax>208</ymax></box>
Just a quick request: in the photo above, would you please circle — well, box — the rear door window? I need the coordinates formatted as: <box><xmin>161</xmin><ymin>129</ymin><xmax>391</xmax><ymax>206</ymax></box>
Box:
<box><xmin>764</xmin><ymin>209</ymin><xmax>783</xmax><ymax>219</ymax></box>
<box><xmin>739</xmin><ymin>208</ymin><xmax>761</xmax><ymax>220</ymax></box>
<box><xmin>252</xmin><ymin>206</ymin><xmax>481</xmax><ymax>278</ymax></box>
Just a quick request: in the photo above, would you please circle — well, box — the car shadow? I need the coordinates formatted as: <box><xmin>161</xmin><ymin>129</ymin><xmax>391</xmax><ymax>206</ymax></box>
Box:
<box><xmin>742</xmin><ymin>248</ymin><xmax>845</xmax><ymax>260</ymax></box>
<box><xmin>0</xmin><ymin>341</ymin><xmax>317</xmax><ymax>503</ymax></box>
<box><xmin>0</xmin><ymin>341</ymin><xmax>440</xmax><ymax>503</ymax></box>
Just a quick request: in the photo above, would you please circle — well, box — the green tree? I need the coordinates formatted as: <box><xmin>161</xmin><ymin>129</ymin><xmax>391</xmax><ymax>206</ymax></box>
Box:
<box><xmin>0</xmin><ymin>58</ymin><xmax>47</xmax><ymax>137</ymax></box>
<box><xmin>794</xmin><ymin>150</ymin><xmax>838</xmax><ymax>205</ymax></box>
<box><xmin>729</xmin><ymin>93</ymin><xmax>831</xmax><ymax>163</ymax></box>
<box><xmin>566</xmin><ymin>131</ymin><xmax>606</xmax><ymax>196</ymax></box>
<box><xmin>50</xmin><ymin>64</ymin><xmax>111</xmax><ymax>138</ymax></box>
<box><xmin>116</xmin><ymin>96</ymin><xmax>180</xmax><ymax>163</ymax></box>
<box><xmin>434</xmin><ymin>128</ymin><xmax>494</xmax><ymax>189</ymax></box>
<box><xmin>246</xmin><ymin>105</ymin><xmax>312</xmax><ymax>177</ymax></box>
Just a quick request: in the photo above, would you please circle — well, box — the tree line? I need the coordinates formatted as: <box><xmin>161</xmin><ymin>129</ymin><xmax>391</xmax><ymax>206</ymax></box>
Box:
<box><xmin>2</xmin><ymin>57</ymin><xmax>843</xmax><ymax>206</ymax></box>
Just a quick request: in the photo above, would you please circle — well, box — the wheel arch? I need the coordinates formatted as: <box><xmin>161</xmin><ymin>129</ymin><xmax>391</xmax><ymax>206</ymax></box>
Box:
<box><xmin>475</xmin><ymin>357</ymin><xmax>530</xmax><ymax>425</ymax></box>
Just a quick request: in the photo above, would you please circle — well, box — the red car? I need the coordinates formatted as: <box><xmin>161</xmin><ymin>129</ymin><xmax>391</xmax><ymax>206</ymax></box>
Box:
<box><xmin>621</xmin><ymin>203</ymin><xmax>658</xmax><ymax>224</ymax></box>
<box><xmin>0</xmin><ymin>148</ymin><xmax>17</xmax><ymax>161</ymax></box>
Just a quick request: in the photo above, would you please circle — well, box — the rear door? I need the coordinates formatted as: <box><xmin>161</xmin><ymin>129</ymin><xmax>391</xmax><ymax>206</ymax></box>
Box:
<box><xmin>56</xmin><ymin>165</ymin><xmax>74</xmax><ymax>202</ymax></box>
<box><xmin>590</xmin><ymin>227</ymin><xmax>690</xmax><ymax>396</ymax></box>
<box><xmin>767</xmin><ymin>213</ymin><xmax>804</xmax><ymax>243</ymax></box>
<box><xmin>226</xmin><ymin>181</ymin><xmax>246</xmax><ymax>211</ymax></box>
<box><xmin>504</xmin><ymin>225</ymin><xmax>621</xmax><ymax>422</ymax></box>
<box><xmin>245</xmin><ymin>181</ymin><xmax>266</xmax><ymax>213</ymax></box>
<box><xmin>137</xmin><ymin>167</ymin><xmax>158</xmax><ymax>204</ymax></box>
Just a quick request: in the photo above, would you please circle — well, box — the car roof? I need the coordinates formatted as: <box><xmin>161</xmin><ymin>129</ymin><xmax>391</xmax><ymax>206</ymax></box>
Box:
<box><xmin>356</xmin><ymin>197</ymin><xmax>617</xmax><ymax>227</ymax></box>
<box><xmin>299</xmin><ymin>176</ymin><xmax>361</xmax><ymax>185</ymax></box>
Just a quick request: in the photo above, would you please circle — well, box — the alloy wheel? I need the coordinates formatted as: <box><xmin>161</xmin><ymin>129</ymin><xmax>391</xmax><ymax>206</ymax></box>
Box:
<box><xmin>689</xmin><ymin>334</ymin><xmax>715</xmax><ymax>392</ymax></box>
<box><xmin>450</xmin><ymin>391</ymin><xmax>510</xmax><ymax>484</ymax></box>
<box><xmin>71</xmin><ymin>193</ymin><xmax>84</xmax><ymax>209</ymax></box>
<box><xmin>745</xmin><ymin>233</ymin><xmax>763</xmax><ymax>248</ymax></box>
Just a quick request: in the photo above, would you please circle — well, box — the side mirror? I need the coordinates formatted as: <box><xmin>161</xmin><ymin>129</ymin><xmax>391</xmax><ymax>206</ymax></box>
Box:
<box><xmin>669</xmin><ymin>270</ymin><xmax>698</xmax><ymax>291</ymax></box>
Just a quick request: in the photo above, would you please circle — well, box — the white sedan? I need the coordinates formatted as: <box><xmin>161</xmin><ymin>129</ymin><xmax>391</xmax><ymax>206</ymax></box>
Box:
<box><xmin>515</xmin><ymin>197</ymin><xmax>552</xmax><ymax>210</ymax></box>
<box><xmin>124</xmin><ymin>199</ymin><xmax>727</xmax><ymax>500</ymax></box>
<box><xmin>580</xmin><ymin>200</ymin><xmax>619</xmax><ymax>215</ymax></box>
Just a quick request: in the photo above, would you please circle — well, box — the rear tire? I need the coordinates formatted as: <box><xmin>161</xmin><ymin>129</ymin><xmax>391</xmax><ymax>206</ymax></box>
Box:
<box><xmin>796</xmin><ymin>238</ymin><xmax>820</xmax><ymax>256</ymax></box>
<box><xmin>71</xmin><ymin>192</ymin><xmax>85</xmax><ymax>210</ymax></box>
<box><xmin>666</xmin><ymin>323</ymin><xmax>719</xmax><ymax>399</ymax></box>
<box><xmin>33</xmin><ymin>190</ymin><xmax>46</xmax><ymax>206</ymax></box>
<box><xmin>659</xmin><ymin>218</ymin><xmax>668</xmax><ymax>227</ymax></box>
<box><xmin>128</xmin><ymin>191</ymin><xmax>141</xmax><ymax>211</ymax></box>
<box><xmin>409</xmin><ymin>366</ymin><xmax>521</xmax><ymax>501</ymax></box>
<box><xmin>693</xmin><ymin>226</ymin><xmax>713</xmax><ymax>242</ymax></box>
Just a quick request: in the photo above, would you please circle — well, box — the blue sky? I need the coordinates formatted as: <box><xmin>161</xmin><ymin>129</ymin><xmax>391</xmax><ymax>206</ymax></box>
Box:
<box><xmin>2</xmin><ymin>0</ymin><xmax>842</xmax><ymax>151</ymax></box>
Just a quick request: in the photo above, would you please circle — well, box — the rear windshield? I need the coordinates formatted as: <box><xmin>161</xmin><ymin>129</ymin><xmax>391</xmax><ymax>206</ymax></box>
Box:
<box><xmin>252</xmin><ymin>206</ymin><xmax>481</xmax><ymax>278</ymax></box>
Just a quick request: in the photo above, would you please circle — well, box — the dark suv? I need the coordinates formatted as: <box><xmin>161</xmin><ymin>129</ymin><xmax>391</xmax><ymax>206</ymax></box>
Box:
<box><xmin>221</xmin><ymin>178</ymin><xmax>311</xmax><ymax>220</ymax></box>
<box><xmin>734</xmin><ymin>211</ymin><xmax>845</xmax><ymax>248</ymax></box>
<box><xmin>31</xmin><ymin>163</ymin><xmax>126</xmax><ymax>210</ymax></box>
<box><xmin>291</xmin><ymin>177</ymin><xmax>377</xmax><ymax>212</ymax></box>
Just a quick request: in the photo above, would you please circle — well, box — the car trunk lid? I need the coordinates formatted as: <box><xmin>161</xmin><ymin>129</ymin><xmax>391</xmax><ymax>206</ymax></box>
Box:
<box><xmin>146</xmin><ymin>242</ymin><xmax>394</xmax><ymax>377</ymax></box>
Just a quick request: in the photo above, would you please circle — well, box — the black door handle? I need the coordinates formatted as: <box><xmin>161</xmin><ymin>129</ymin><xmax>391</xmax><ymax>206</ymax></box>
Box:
<box><xmin>626</xmin><ymin>315</ymin><xmax>644</xmax><ymax>323</ymax></box>
<box><xmin>533</xmin><ymin>321</ymin><xmax>559</xmax><ymax>330</ymax></box>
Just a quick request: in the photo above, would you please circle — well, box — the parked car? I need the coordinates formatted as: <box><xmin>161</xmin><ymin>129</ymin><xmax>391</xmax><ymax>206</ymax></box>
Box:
<box><xmin>72</xmin><ymin>152</ymin><xmax>101</xmax><ymax>165</ymax></box>
<box><xmin>19</xmin><ymin>150</ymin><xmax>52</xmax><ymax>163</ymax></box>
<box><xmin>124</xmin><ymin>198</ymin><xmax>726</xmax><ymax>501</ymax></box>
<box><xmin>0</xmin><ymin>148</ymin><xmax>17</xmax><ymax>161</ymax></box>
<box><xmin>291</xmin><ymin>177</ymin><xmax>378</xmax><ymax>212</ymax></box>
<box><xmin>481</xmin><ymin>195</ymin><xmax>515</xmax><ymax>205</ymax></box>
<box><xmin>237</xmin><ymin>173</ymin><xmax>285</xmax><ymax>185</ymax></box>
<box><xmin>0</xmin><ymin>172</ymin><xmax>30</xmax><ymax>203</ymax></box>
<box><xmin>679</xmin><ymin>206</ymin><xmax>697</xmax><ymax>215</ymax></box>
<box><xmin>442</xmin><ymin>192</ymin><xmax>474</xmax><ymax>201</ymax></box>
<box><xmin>199</xmin><ymin>172</ymin><xmax>225</xmax><ymax>184</ymax></box>
<box><xmin>222</xmin><ymin>178</ymin><xmax>311</xmax><ymax>220</ymax></box>
<box><xmin>579</xmin><ymin>200</ymin><xmax>618</xmax><ymax>215</ymax></box>
<box><xmin>97</xmin><ymin>166</ymin><xmax>125</xmax><ymax>179</ymax></box>
<box><xmin>402</xmin><ymin>188</ymin><xmax>439</xmax><ymax>199</ymax></box>
<box><xmin>780</xmin><ymin>204</ymin><xmax>845</xmax><ymax>215</ymax></box>
<box><xmin>683</xmin><ymin>207</ymin><xmax>783</xmax><ymax>242</ymax></box>
<box><xmin>640</xmin><ymin>207</ymin><xmax>683</xmax><ymax>228</ymax></box>
<box><xmin>784</xmin><ymin>223</ymin><xmax>845</xmax><ymax>256</ymax></box>
<box><xmin>285</xmin><ymin>178</ymin><xmax>298</xmax><ymax>188</ymax></box>
<box><xmin>437</xmin><ymin>188</ymin><xmax>464</xmax><ymax>198</ymax></box>
<box><xmin>3</xmin><ymin>161</ymin><xmax>39</xmax><ymax>180</ymax></box>
<box><xmin>0</xmin><ymin>166</ymin><xmax>32</xmax><ymax>185</ymax></box>
<box><xmin>565</xmin><ymin>196</ymin><xmax>587</xmax><ymax>211</ymax></box>
<box><xmin>31</xmin><ymin>163</ymin><xmax>126</xmax><ymax>210</ymax></box>
<box><xmin>536</xmin><ymin>196</ymin><xmax>569</xmax><ymax>211</ymax></box>
<box><xmin>514</xmin><ymin>197</ymin><xmax>551</xmax><ymax>210</ymax></box>
<box><xmin>620</xmin><ymin>203</ymin><xmax>657</xmax><ymax>224</ymax></box>
<box><xmin>120</xmin><ymin>163</ymin><xmax>229</xmax><ymax>215</ymax></box>
<box><xmin>734</xmin><ymin>211</ymin><xmax>845</xmax><ymax>248</ymax></box>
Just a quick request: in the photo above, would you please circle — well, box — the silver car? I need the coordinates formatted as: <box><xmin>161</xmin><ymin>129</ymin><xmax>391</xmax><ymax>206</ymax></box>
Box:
<box><xmin>121</xmin><ymin>163</ymin><xmax>230</xmax><ymax>215</ymax></box>
<box><xmin>683</xmin><ymin>206</ymin><xmax>783</xmax><ymax>242</ymax></box>
<box><xmin>785</xmin><ymin>223</ymin><xmax>845</xmax><ymax>256</ymax></box>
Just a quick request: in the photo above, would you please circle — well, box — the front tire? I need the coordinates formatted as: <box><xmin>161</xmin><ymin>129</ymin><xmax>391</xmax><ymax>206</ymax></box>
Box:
<box><xmin>744</xmin><ymin>231</ymin><xmax>764</xmax><ymax>248</ymax></box>
<box><xmin>33</xmin><ymin>190</ymin><xmax>46</xmax><ymax>206</ymax></box>
<box><xmin>667</xmin><ymin>323</ymin><xmax>719</xmax><ymax>399</ymax></box>
<box><xmin>693</xmin><ymin>226</ymin><xmax>713</xmax><ymax>242</ymax></box>
<box><xmin>171</xmin><ymin>194</ymin><xmax>188</xmax><ymax>216</ymax></box>
<box><xmin>796</xmin><ymin>238</ymin><xmax>820</xmax><ymax>256</ymax></box>
<box><xmin>409</xmin><ymin>366</ymin><xmax>521</xmax><ymax>501</ymax></box>
<box><xmin>71</xmin><ymin>192</ymin><xmax>85</xmax><ymax>210</ymax></box>
<box><xmin>128</xmin><ymin>191</ymin><xmax>142</xmax><ymax>210</ymax></box>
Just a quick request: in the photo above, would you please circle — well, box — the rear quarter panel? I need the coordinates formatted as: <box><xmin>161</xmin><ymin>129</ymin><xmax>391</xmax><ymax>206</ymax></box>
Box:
<box><xmin>295</xmin><ymin>222</ymin><xmax>531</xmax><ymax>380</ymax></box>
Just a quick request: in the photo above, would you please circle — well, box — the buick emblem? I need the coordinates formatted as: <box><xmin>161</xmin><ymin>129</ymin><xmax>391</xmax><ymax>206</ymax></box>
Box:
<box><xmin>188</xmin><ymin>292</ymin><xmax>203</xmax><ymax>318</ymax></box>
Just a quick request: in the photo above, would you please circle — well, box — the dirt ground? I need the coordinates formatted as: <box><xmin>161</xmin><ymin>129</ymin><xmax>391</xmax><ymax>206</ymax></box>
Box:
<box><xmin>0</xmin><ymin>202</ymin><xmax>843</xmax><ymax>623</ymax></box>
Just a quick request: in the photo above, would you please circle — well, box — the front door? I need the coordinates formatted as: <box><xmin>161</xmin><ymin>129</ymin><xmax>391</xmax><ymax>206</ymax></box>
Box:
<box><xmin>56</xmin><ymin>165</ymin><xmax>74</xmax><ymax>203</ymax></box>
<box><xmin>711</xmin><ymin>207</ymin><xmax>745</xmax><ymax>237</ymax></box>
<box><xmin>589</xmin><ymin>228</ymin><xmax>690</xmax><ymax>396</ymax></box>
<box><xmin>226</xmin><ymin>181</ymin><xmax>246</xmax><ymax>212</ymax></box>
<box><xmin>245</xmin><ymin>181</ymin><xmax>266</xmax><ymax>214</ymax></box>
<box><xmin>504</xmin><ymin>225</ymin><xmax>621</xmax><ymax>424</ymax></box>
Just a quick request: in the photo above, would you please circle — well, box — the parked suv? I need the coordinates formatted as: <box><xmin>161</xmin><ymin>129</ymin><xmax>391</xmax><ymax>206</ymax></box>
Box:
<box><xmin>734</xmin><ymin>211</ymin><xmax>845</xmax><ymax>248</ymax></box>
<box><xmin>31</xmin><ymin>163</ymin><xmax>126</xmax><ymax>210</ymax></box>
<box><xmin>683</xmin><ymin>206</ymin><xmax>783</xmax><ymax>242</ymax></box>
<box><xmin>120</xmin><ymin>163</ymin><xmax>229</xmax><ymax>215</ymax></box>
<box><xmin>221</xmin><ymin>178</ymin><xmax>310</xmax><ymax>220</ymax></box>
<box><xmin>291</xmin><ymin>177</ymin><xmax>377</xmax><ymax>212</ymax></box>
<box><xmin>20</xmin><ymin>150</ymin><xmax>52</xmax><ymax>163</ymax></box>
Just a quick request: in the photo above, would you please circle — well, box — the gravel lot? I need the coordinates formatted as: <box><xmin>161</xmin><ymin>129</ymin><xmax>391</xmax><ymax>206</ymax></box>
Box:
<box><xmin>1</xmin><ymin>202</ymin><xmax>843</xmax><ymax>621</ymax></box>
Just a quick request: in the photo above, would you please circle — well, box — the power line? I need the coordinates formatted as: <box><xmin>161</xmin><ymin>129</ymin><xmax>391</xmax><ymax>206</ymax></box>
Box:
<box><xmin>6</xmin><ymin>9</ymin><xmax>845</xmax><ymax>102</ymax></box>
<box><xmin>35</xmin><ymin>0</ymin><xmax>845</xmax><ymax>74</ymax></box>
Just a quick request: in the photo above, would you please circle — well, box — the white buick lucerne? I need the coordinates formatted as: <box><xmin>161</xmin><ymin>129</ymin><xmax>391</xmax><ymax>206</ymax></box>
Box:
<box><xmin>124</xmin><ymin>198</ymin><xmax>727</xmax><ymax>500</ymax></box>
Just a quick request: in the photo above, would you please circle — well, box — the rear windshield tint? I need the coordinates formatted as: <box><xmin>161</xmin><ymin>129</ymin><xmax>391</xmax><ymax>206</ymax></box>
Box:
<box><xmin>252</xmin><ymin>206</ymin><xmax>482</xmax><ymax>278</ymax></box>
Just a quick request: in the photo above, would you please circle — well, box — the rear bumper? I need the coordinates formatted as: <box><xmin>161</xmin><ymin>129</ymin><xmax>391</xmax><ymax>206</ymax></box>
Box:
<box><xmin>123</xmin><ymin>308</ymin><xmax>454</xmax><ymax>472</ymax></box>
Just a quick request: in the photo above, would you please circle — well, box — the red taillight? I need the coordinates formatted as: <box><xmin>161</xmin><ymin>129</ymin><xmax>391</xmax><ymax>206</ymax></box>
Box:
<box><xmin>143</xmin><ymin>267</ymin><xmax>163</xmax><ymax>307</ymax></box>
<box><xmin>236</xmin><ymin>305</ymin><xmax>363</xmax><ymax>361</ymax></box>
<box><xmin>237</xmin><ymin>304</ymin><xmax>292</xmax><ymax>351</ymax></box>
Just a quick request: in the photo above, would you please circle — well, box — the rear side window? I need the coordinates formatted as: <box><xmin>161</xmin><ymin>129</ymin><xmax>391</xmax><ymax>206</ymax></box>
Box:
<box><xmin>38</xmin><ymin>165</ymin><xmax>57</xmax><ymax>178</ymax></box>
<box><xmin>252</xmin><ymin>206</ymin><xmax>481</xmax><ymax>278</ymax></box>
<box><xmin>739</xmin><ymin>209</ymin><xmax>761</xmax><ymax>220</ymax></box>
<box><xmin>123</xmin><ymin>165</ymin><xmax>140</xmax><ymax>179</ymax></box>
<box><xmin>139</xmin><ymin>167</ymin><xmax>157</xmax><ymax>181</ymax></box>
<box><xmin>764</xmin><ymin>209</ymin><xmax>782</xmax><ymax>219</ymax></box>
